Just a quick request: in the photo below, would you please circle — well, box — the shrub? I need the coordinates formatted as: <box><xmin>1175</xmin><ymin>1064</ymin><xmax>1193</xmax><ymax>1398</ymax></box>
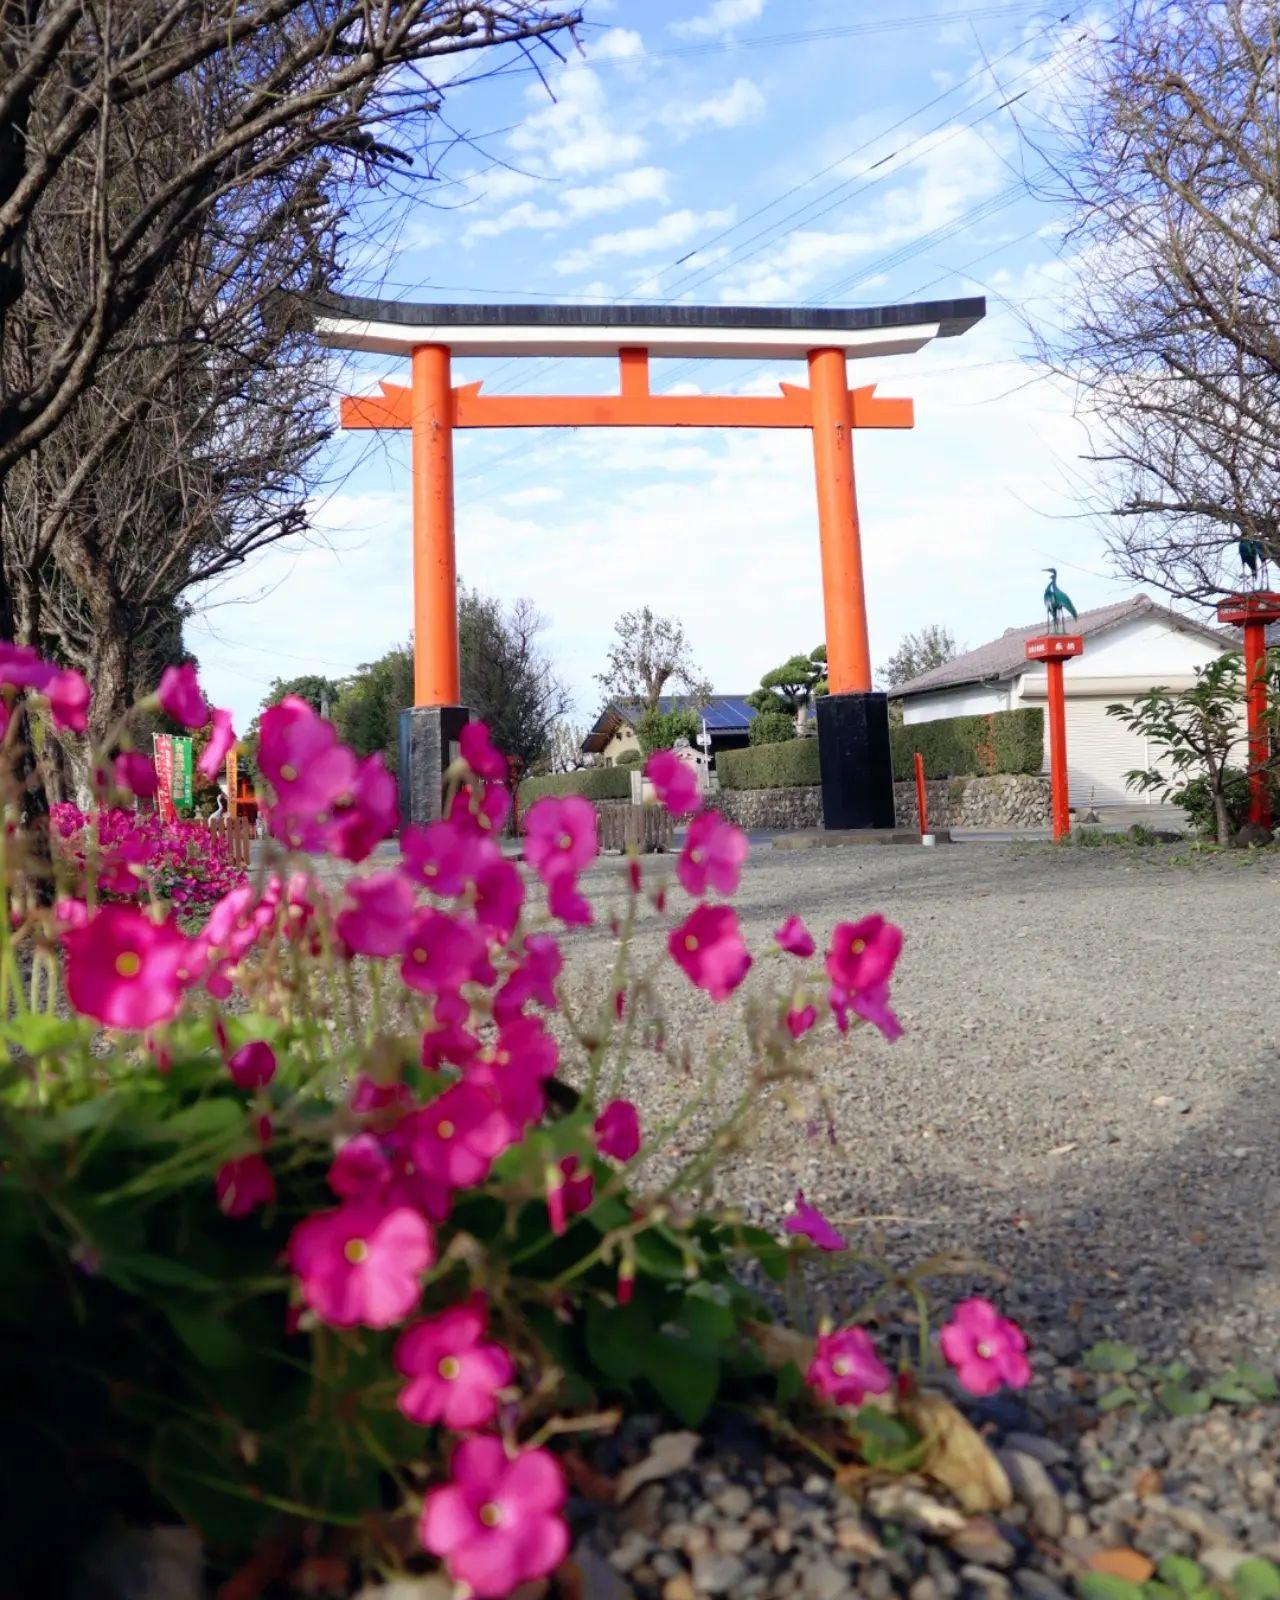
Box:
<box><xmin>1172</xmin><ymin>767</ymin><xmax>1252</xmax><ymax>837</ymax></box>
<box><xmin>890</xmin><ymin>707</ymin><xmax>1044</xmax><ymax>781</ymax></box>
<box><xmin>518</xmin><ymin>765</ymin><xmax>632</xmax><ymax>806</ymax></box>
<box><xmin>717</xmin><ymin>736</ymin><xmax>821</xmax><ymax>790</ymax></box>
<box><xmin>748</xmin><ymin>711</ymin><xmax>796</xmax><ymax>745</ymax></box>
<box><xmin>616</xmin><ymin>748</ymin><xmax>642</xmax><ymax>767</ymax></box>
<box><xmin>0</xmin><ymin>653</ymin><xmax>1032</xmax><ymax>1596</ymax></box>
<box><xmin>636</xmin><ymin>706</ymin><xmax>699</xmax><ymax>754</ymax></box>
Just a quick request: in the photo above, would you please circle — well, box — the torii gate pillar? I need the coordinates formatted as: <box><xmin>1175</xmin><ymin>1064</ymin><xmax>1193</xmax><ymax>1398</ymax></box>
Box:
<box><xmin>316</xmin><ymin>294</ymin><xmax>986</xmax><ymax>825</ymax></box>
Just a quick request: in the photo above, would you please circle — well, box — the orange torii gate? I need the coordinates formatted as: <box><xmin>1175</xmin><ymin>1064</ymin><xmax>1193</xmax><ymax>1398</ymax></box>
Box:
<box><xmin>314</xmin><ymin>295</ymin><xmax>985</xmax><ymax>827</ymax></box>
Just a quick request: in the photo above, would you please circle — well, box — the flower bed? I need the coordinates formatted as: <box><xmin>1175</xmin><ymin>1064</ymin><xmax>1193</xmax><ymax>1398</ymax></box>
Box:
<box><xmin>51</xmin><ymin>802</ymin><xmax>247</xmax><ymax>910</ymax></box>
<box><xmin>1</xmin><ymin>653</ymin><xmax>1031</xmax><ymax>1597</ymax></box>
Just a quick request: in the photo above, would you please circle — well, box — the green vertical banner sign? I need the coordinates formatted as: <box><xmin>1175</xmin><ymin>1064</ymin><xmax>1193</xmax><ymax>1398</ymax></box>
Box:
<box><xmin>172</xmin><ymin>735</ymin><xmax>193</xmax><ymax>812</ymax></box>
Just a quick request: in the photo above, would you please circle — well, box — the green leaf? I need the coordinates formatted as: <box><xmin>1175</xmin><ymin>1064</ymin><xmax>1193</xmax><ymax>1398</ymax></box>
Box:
<box><xmin>104</xmin><ymin>1251</ymin><xmax>218</xmax><ymax>1291</ymax></box>
<box><xmin>1210</xmin><ymin>1375</ymin><xmax>1262</xmax><ymax>1405</ymax></box>
<box><xmin>166</xmin><ymin>1307</ymin><xmax>250</xmax><ymax>1369</ymax></box>
<box><xmin>1233</xmin><ymin>1559</ymin><xmax>1280</xmax><ymax>1600</ymax></box>
<box><xmin>1098</xmin><ymin>1385</ymin><xmax>1140</xmax><ymax>1412</ymax></box>
<box><xmin>1076</xmin><ymin>1575</ymin><xmax>1146</xmax><ymax>1600</ymax></box>
<box><xmin>1226</xmin><ymin>1362</ymin><xmax>1278</xmax><ymax>1402</ymax></box>
<box><xmin>584</xmin><ymin>1297</ymin><xmax>651</xmax><ymax>1384</ymax></box>
<box><xmin>1158</xmin><ymin>1380</ymin><xmax>1212</xmax><ymax>1418</ymax></box>
<box><xmin>642</xmin><ymin>1331</ymin><xmax>719</xmax><ymax>1427</ymax></box>
<box><xmin>776</xmin><ymin>1361</ymin><xmax>802</xmax><ymax>1408</ymax></box>
<box><xmin>1157</xmin><ymin>1556</ymin><xmax>1206</xmax><ymax>1595</ymax></box>
<box><xmin>851</xmin><ymin>1405</ymin><xmax>925</xmax><ymax>1470</ymax></box>
<box><xmin>632</xmin><ymin>1226</ymin><xmax>691</xmax><ymax>1282</ymax></box>
<box><xmin>725</xmin><ymin>1223</ymin><xmax>791</xmax><ymax>1283</ymax></box>
<box><xmin>158</xmin><ymin>1098</ymin><xmax>243</xmax><ymax>1141</ymax></box>
<box><xmin>1083</xmin><ymin>1340</ymin><xmax>1139</xmax><ymax>1373</ymax></box>
<box><xmin>0</xmin><ymin>1014</ymin><xmax>90</xmax><ymax>1057</ymax></box>
<box><xmin>673</xmin><ymin>1282</ymin><xmax>736</xmax><ymax>1347</ymax></box>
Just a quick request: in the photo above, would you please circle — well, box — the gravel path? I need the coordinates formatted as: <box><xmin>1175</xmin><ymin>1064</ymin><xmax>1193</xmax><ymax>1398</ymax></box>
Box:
<box><xmin>557</xmin><ymin>840</ymin><xmax>1280</xmax><ymax>1361</ymax></box>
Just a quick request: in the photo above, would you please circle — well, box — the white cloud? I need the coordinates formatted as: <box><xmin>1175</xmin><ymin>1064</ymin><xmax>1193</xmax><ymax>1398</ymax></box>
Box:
<box><xmin>508</xmin><ymin>61</ymin><xmax>646</xmax><ymax>177</ymax></box>
<box><xmin>554</xmin><ymin>206</ymin><xmax>735</xmax><ymax>273</ymax></box>
<box><xmin>671</xmin><ymin>0</ymin><xmax>765</xmax><ymax>40</ymax></box>
<box><xmin>502</xmin><ymin>485</ymin><xmax>565</xmax><ymax>507</ymax></box>
<box><xmin>660</xmin><ymin>77</ymin><xmax>765</xmax><ymax>136</ymax></box>
<box><xmin>463</xmin><ymin>167</ymin><xmax>669</xmax><ymax>243</ymax></box>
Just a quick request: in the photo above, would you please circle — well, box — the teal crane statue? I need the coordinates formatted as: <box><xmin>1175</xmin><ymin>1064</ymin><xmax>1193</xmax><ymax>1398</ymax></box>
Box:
<box><xmin>1042</xmin><ymin>567</ymin><xmax>1078</xmax><ymax>634</ymax></box>
<box><xmin>1238</xmin><ymin>538</ymin><xmax>1268</xmax><ymax>589</ymax></box>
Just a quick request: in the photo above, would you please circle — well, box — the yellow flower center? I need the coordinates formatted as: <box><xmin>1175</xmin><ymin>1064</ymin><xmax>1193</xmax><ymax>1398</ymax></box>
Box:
<box><xmin>438</xmin><ymin>1355</ymin><xmax>461</xmax><ymax>1381</ymax></box>
<box><xmin>976</xmin><ymin>1341</ymin><xmax>992</xmax><ymax>1359</ymax></box>
<box><xmin>423</xmin><ymin>862</ymin><xmax>437</xmax><ymax>876</ymax></box>
<box><xmin>413</xmin><ymin>947</ymin><xmax>428</xmax><ymax>963</ymax></box>
<box><xmin>115</xmin><ymin>951</ymin><xmax>142</xmax><ymax>978</ymax></box>
<box><xmin>850</xmin><ymin>938</ymin><xmax>866</xmax><ymax>954</ymax></box>
<box><xmin>344</xmin><ymin>1238</ymin><xmax>368</xmax><ymax>1264</ymax></box>
<box><xmin>832</xmin><ymin>1356</ymin><xmax>851</xmax><ymax>1377</ymax></box>
<box><xmin>684</xmin><ymin>934</ymin><xmax>699</xmax><ymax>952</ymax></box>
<box><xmin>280</xmin><ymin>763</ymin><xmax>298</xmax><ymax>782</ymax></box>
<box><xmin>437</xmin><ymin>1120</ymin><xmax>455</xmax><ymax>1139</ymax></box>
<box><xmin>479</xmin><ymin>814</ymin><xmax>492</xmax><ymax>830</ymax></box>
<box><xmin>558</xmin><ymin>832</ymin><xmax>573</xmax><ymax>850</ymax></box>
<box><xmin>479</xmin><ymin>1502</ymin><xmax>502</xmax><ymax>1528</ymax></box>
<box><xmin>689</xmin><ymin>848</ymin><xmax>703</xmax><ymax>863</ymax></box>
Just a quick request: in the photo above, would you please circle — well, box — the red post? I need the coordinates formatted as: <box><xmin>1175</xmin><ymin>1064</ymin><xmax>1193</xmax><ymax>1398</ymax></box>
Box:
<box><xmin>1045</xmin><ymin>658</ymin><xmax>1071</xmax><ymax>842</ymax></box>
<box><xmin>913</xmin><ymin>751</ymin><xmax>928</xmax><ymax>838</ymax></box>
<box><xmin>1243</xmin><ymin>617</ymin><xmax>1270</xmax><ymax>830</ymax></box>
<box><xmin>410</xmin><ymin>343</ymin><xmax>459</xmax><ymax>707</ymax></box>
<box><xmin>807</xmin><ymin>347</ymin><xmax>873</xmax><ymax>694</ymax></box>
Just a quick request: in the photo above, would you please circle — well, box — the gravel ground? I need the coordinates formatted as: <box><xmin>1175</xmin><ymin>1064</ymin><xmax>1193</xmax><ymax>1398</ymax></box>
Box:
<box><xmin>555</xmin><ymin>840</ymin><xmax>1280</xmax><ymax>1361</ymax></box>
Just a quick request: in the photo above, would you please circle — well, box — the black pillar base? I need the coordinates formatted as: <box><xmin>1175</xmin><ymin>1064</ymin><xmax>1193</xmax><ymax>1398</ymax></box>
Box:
<box><xmin>398</xmin><ymin>705</ymin><xmax>469</xmax><ymax>826</ymax></box>
<box><xmin>816</xmin><ymin>691</ymin><xmax>896</xmax><ymax>830</ymax></box>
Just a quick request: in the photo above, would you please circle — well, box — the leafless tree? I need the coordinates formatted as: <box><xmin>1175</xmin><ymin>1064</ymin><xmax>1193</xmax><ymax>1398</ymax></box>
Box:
<box><xmin>1037</xmin><ymin>0</ymin><xmax>1280</xmax><ymax>602</ymax></box>
<box><xmin>595</xmin><ymin>606</ymin><xmax>712</xmax><ymax>715</ymax></box>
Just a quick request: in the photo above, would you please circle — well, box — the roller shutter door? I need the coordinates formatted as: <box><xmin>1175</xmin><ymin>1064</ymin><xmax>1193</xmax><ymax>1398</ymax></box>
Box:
<box><xmin>1063</xmin><ymin>697</ymin><xmax>1152</xmax><ymax>807</ymax></box>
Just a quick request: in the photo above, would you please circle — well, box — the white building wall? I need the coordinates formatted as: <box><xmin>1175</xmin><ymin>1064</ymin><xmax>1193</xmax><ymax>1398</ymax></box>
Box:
<box><xmin>900</xmin><ymin>682</ymin><xmax>1012</xmax><ymax>724</ymax></box>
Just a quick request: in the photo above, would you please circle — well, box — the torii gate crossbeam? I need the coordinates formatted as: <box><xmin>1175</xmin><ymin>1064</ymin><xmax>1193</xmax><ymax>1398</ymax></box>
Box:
<box><xmin>313</xmin><ymin>295</ymin><xmax>986</xmax><ymax>829</ymax></box>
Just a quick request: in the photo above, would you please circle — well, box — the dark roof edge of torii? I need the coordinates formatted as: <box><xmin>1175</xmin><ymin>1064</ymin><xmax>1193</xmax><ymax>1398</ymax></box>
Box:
<box><xmin>304</xmin><ymin>292</ymin><xmax>986</xmax><ymax>339</ymax></box>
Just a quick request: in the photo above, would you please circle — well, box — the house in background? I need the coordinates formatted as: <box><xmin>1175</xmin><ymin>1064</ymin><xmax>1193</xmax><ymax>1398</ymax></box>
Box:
<box><xmin>891</xmin><ymin>595</ymin><xmax>1235</xmax><ymax>807</ymax></box>
<box><xmin>581</xmin><ymin>695</ymin><xmax>757</xmax><ymax>766</ymax></box>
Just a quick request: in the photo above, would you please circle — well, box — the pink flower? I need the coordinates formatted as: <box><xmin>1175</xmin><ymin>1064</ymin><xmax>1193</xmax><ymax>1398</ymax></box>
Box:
<box><xmin>330</xmin><ymin>753</ymin><xmax>398</xmax><ymax>863</ymax></box>
<box><xmin>331</xmin><ymin>1130</ymin><xmax>452</xmax><ymax>1222</ymax></box>
<box><xmin>44</xmin><ymin>668</ymin><xmax>90</xmax><ymax>732</ymax></box>
<box><xmin>0</xmin><ymin>642</ymin><xmax>52</xmax><ymax>690</ymax></box>
<box><xmin>350</xmin><ymin>1074</ymin><xmax>413</xmax><ymax>1115</ymax></box>
<box><xmin>494</xmin><ymin>933</ymin><xmax>562</xmax><ymax>1023</ymax></box>
<box><xmin>473</xmin><ymin>855</ymin><xmax>524</xmax><ymax>942</ymax></box>
<box><xmin>826</xmin><ymin>915</ymin><xmax>903</xmax><ymax>994</ymax></box>
<box><xmin>113</xmin><ymin>751</ymin><xmax>158</xmax><ymax>799</ymax></box>
<box><xmin>287</xmin><ymin>1201</ymin><xmax>434</xmax><ymax>1329</ymax></box>
<box><xmin>401</xmin><ymin>818</ymin><xmax>489</xmax><ymax>897</ymax></box>
<box><xmin>848</xmin><ymin>981</ymin><xmax>903</xmax><ymax>1043</ymax></box>
<box><xmin>547</xmin><ymin>872</ymin><xmax>593</xmax><ymax>927</ymax></box>
<box><xmin>939</xmin><ymin>1298</ymin><xmax>1031</xmax><ymax>1397</ymax></box>
<box><xmin>459</xmin><ymin>721</ymin><xmax>508</xmax><ymax>782</ymax></box>
<box><xmin>401</xmin><ymin>908</ymin><xmax>494</xmax><ymax>998</ymax></box>
<box><xmin>215</xmin><ymin>1153</ymin><xmax>275</xmax><ymax>1218</ymax></box>
<box><xmin>784</xmin><ymin>1192</ymin><xmax>847</xmax><ymax>1251</ymax></box>
<box><xmin>157</xmin><ymin>663</ymin><xmax>209</xmax><ymax>729</ymax></box>
<box><xmin>786</xmin><ymin>1004</ymin><xmax>818</xmax><ymax>1040</ymax></box>
<box><xmin>523</xmin><ymin>795</ymin><xmax>598</xmax><ymax>884</ymax></box>
<box><xmin>806</xmin><ymin>1326</ymin><xmax>892</xmax><ymax>1407</ymax></box>
<box><xmin>450</xmin><ymin>780</ymin><xmax>511</xmax><ymax>839</ymax></box>
<box><xmin>54</xmin><ymin>897</ymin><xmax>89</xmax><ymax>932</ymax></box>
<box><xmin>546</xmin><ymin>1157</ymin><xmax>594</xmax><ymax>1236</ymax></box>
<box><xmin>258</xmin><ymin>696</ymin><xmax>357</xmax><ymax>850</ymax></box>
<box><xmin>393</xmin><ymin>1083</ymin><xmax>511</xmax><ymax>1191</ymax></box>
<box><xmin>227</xmin><ymin>1039</ymin><xmax>276</xmax><ymax>1090</ymax></box>
<box><xmin>336</xmin><ymin>872</ymin><xmax>415</xmax><ymax>958</ymax></box>
<box><xmin>645</xmin><ymin>749</ymin><xmax>700</xmax><ymax>816</ymax></box>
<box><xmin>62</xmin><ymin>905</ymin><xmax>192</xmax><ymax>1029</ymax></box>
<box><xmin>197</xmin><ymin>707</ymin><xmax>236</xmax><ymax>780</ymax></box>
<box><xmin>668</xmin><ymin>903</ymin><xmax>752</xmax><ymax>1002</ymax></box>
<box><xmin>395</xmin><ymin>1296</ymin><xmax>515</xmax><ymax>1430</ymax></box>
<box><xmin>595</xmin><ymin>1099</ymin><xmax>641</xmax><ymax>1162</ymax></box>
<box><xmin>421</xmin><ymin>1437</ymin><xmax>569</xmax><ymax>1599</ymax></box>
<box><xmin>677</xmin><ymin>809</ymin><xmax>748</xmax><ymax>898</ymax></box>
<box><xmin>420</xmin><ymin>989</ymin><xmax>482</xmax><ymax>1072</ymax></box>
<box><xmin>774</xmin><ymin>914</ymin><xmax>816</xmax><ymax>957</ymax></box>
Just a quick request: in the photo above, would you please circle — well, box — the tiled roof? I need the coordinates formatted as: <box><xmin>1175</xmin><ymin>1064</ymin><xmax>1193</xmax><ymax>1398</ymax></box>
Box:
<box><xmin>581</xmin><ymin>695</ymin><xmax>757</xmax><ymax>753</ymax></box>
<box><xmin>891</xmin><ymin>595</ymin><xmax>1232</xmax><ymax>697</ymax></box>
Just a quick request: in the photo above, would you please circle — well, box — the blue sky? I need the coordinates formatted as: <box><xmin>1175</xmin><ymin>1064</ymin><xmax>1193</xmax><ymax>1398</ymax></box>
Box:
<box><xmin>192</xmin><ymin>0</ymin><xmax>1125</xmax><ymax>733</ymax></box>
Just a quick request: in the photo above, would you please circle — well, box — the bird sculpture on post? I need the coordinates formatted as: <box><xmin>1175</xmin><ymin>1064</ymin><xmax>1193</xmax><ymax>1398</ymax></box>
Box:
<box><xmin>1238</xmin><ymin>538</ymin><xmax>1268</xmax><ymax>589</ymax></box>
<box><xmin>1042</xmin><ymin>567</ymin><xmax>1078</xmax><ymax>634</ymax></box>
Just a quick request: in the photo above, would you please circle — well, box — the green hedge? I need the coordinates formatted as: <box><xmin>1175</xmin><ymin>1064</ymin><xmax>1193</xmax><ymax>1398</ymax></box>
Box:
<box><xmin>716</xmin><ymin>738</ymin><xmax>820</xmax><ymax>790</ymax></box>
<box><xmin>889</xmin><ymin>707</ymin><xmax>1043</xmax><ymax>780</ymax></box>
<box><xmin>518</xmin><ymin>766</ymin><xmax>633</xmax><ymax>806</ymax></box>
<box><xmin>715</xmin><ymin>707</ymin><xmax>1044</xmax><ymax>791</ymax></box>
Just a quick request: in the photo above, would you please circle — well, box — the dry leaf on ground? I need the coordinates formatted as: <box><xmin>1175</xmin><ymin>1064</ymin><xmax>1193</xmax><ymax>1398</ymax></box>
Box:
<box><xmin>614</xmin><ymin>1431</ymin><xmax>701</xmax><ymax>1503</ymax></box>
<box><xmin>900</xmin><ymin>1392</ymin><xmax>1013</xmax><ymax>1514</ymax></box>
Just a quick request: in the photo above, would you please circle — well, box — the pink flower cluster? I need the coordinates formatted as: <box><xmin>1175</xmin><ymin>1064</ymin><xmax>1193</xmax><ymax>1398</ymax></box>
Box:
<box><xmin>257</xmin><ymin>694</ymin><xmax>396</xmax><ymax>860</ymax></box>
<box><xmin>52</xmin><ymin>804</ymin><xmax>246</xmax><ymax>910</ymax></box>
<box><xmin>0</xmin><ymin>642</ymin><xmax>91</xmax><ymax>735</ymax></box>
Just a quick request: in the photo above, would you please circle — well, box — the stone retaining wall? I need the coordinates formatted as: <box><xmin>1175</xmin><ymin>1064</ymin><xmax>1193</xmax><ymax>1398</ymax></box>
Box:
<box><xmin>710</xmin><ymin>774</ymin><xmax>1051</xmax><ymax>832</ymax></box>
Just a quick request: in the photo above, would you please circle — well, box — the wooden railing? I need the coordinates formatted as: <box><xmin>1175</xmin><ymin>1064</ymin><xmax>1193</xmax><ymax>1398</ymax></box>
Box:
<box><xmin>208</xmin><ymin>815</ymin><xmax>254</xmax><ymax>868</ymax></box>
<box><xmin>595</xmin><ymin>801</ymin><xmax>674</xmax><ymax>854</ymax></box>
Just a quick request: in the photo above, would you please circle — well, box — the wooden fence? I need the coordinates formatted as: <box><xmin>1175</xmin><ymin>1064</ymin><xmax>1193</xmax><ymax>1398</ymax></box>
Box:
<box><xmin>595</xmin><ymin>801</ymin><xmax>674</xmax><ymax>855</ymax></box>
<box><xmin>208</xmin><ymin>815</ymin><xmax>254</xmax><ymax>868</ymax></box>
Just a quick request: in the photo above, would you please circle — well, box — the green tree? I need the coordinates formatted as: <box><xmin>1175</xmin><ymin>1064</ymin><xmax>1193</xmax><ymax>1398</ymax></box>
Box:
<box><xmin>1106</xmin><ymin>653</ymin><xmax>1260</xmax><ymax>845</ymax></box>
<box><xmin>333</xmin><ymin>645</ymin><xmax>415</xmax><ymax>771</ymax></box>
<box><xmin>635</xmin><ymin>707</ymin><xmax>700</xmax><ymax>756</ymax></box>
<box><xmin>747</xmin><ymin>646</ymin><xmax>828</xmax><ymax>729</ymax></box>
<box><xmin>596</xmin><ymin>607</ymin><xmax>711</xmax><ymax>715</ymax></box>
<box><xmin>878</xmin><ymin>625</ymin><xmax>958</xmax><ymax>690</ymax></box>
<box><xmin>748</xmin><ymin>711</ymin><xmax>796</xmax><ymax>746</ymax></box>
